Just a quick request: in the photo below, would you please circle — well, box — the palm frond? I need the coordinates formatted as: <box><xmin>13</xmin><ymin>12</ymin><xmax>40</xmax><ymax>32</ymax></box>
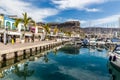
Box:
<box><xmin>14</xmin><ymin>18</ymin><xmax>22</xmax><ymax>27</ymax></box>
<box><xmin>30</xmin><ymin>20</ymin><xmax>36</xmax><ymax>27</ymax></box>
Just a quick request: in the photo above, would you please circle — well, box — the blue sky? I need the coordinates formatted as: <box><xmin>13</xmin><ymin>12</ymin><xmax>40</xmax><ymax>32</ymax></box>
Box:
<box><xmin>0</xmin><ymin>0</ymin><xmax>120</xmax><ymax>28</ymax></box>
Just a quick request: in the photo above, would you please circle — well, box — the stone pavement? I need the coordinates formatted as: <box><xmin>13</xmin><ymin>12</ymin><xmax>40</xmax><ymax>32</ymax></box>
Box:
<box><xmin>0</xmin><ymin>40</ymin><xmax>59</xmax><ymax>54</ymax></box>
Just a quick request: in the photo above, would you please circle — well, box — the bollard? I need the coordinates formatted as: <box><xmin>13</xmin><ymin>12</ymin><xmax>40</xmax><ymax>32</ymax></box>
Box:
<box><xmin>30</xmin><ymin>48</ymin><xmax>32</xmax><ymax>56</ymax></box>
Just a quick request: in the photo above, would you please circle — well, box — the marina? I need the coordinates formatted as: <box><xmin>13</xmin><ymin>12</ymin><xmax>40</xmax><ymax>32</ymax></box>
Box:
<box><xmin>0</xmin><ymin>44</ymin><xmax>119</xmax><ymax>80</ymax></box>
<box><xmin>0</xmin><ymin>0</ymin><xmax>120</xmax><ymax>80</ymax></box>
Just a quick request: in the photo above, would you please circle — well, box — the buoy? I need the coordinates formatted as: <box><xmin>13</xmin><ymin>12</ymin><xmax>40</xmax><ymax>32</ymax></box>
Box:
<box><xmin>109</xmin><ymin>56</ymin><xmax>112</xmax><ymax>61</ymax></box>
<box><xmin>113</xmin><ymin>56</ymin><xmax>116</xmax><ymax>61</ymax></box>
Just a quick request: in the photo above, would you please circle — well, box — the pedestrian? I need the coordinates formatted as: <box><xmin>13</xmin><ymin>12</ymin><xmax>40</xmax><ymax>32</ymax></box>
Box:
<box><xmin>11</xmin><ymin>36</ymin><xmax>14</xmax><ymax>44</ymax></box>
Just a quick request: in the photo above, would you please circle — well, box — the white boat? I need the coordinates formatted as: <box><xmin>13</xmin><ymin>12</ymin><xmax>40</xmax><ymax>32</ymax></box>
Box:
<box><xmin>108</xmin><ymin>45</ymin><xmax>120</xmax><ymax>68</ymax></box>
<box><xmin>97</xmin><ymin>47</ymin><xmax>103</xmax><ymax>52</ymax></box>
<box><xmin>89</xmin><ymin>38</ymin><xmax>96</xmax><ymax>46</ymax></box>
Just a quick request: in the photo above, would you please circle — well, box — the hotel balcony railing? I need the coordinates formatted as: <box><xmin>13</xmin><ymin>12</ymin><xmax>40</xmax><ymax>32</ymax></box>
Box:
<box><xmin>0</xmin><ymin>26</ymin><xmax>33</xmax><ymax>33</ymax></box>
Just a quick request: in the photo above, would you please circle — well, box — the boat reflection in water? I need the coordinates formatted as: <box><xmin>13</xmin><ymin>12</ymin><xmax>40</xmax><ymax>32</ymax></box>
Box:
<box><xmin>59</xmin><ymin>44</ymin><xmax>80</xmax><ymax>55</ymax></box>
<box><xmin>108</xmin><ymin>62</ymin><xmax>120</xmax><ymax>80</ymax></box>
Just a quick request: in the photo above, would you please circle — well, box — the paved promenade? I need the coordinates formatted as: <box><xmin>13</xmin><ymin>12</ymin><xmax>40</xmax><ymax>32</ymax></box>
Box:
<box><xmin>0</xmin><ymin>40</ymin><xmax>64</xmax><ymax>54</ymax></box>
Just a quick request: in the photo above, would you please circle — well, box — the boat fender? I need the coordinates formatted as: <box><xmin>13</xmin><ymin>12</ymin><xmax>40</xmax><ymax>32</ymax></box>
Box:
<box><xmin>113</xmin><ymin>56</ymin><xmax>116</xmax><ymax>61</ymax></box>
<box><xmin>109</xmin><ymin>56</ymin><xmax>112</xmax><ymax>61</ymax></box>
<box><xmin>108</xmin><ymin>69</ymin><xmax>112</xmax><ymax>74</ymax></box>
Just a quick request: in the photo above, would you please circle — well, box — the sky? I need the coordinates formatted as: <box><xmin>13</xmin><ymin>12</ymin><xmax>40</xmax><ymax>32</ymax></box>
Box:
<box><xmin>0</xmin><ymin>0</ymin><xmax>120</xmax><ymax>28</ymax></box>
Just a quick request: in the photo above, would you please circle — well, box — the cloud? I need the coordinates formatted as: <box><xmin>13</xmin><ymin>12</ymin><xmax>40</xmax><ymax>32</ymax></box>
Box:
<box><xmin>85</xmin><ymin>8</ymin><xmax>101</xmax><ymax>12</ymax></box>
<box><xmin>58</xmin><ymin>66</ymin><xmax>109</xmax><ymax>80</ymax></box>
<box><xmin>51</xmin><ymin>0</ymin><xmax>107</xmax><ymax>12</ymax></box>
<box><xmin>66</xmin><ymin>18</ymin><xmax>87</xmax><ymax>24</ymax></box>
<box><xmin>81</xmin><ymin>14</ymin><xmax>120</xmax><ymax>28</ymax></box>
<box><xmin>66</xmin><ymin>18</ymin><xmax>80</xmax><ymax>21</ymax></box>
<box><xmin>0</xmin><ymin>0</ymin><xmax>59</xmax><ymax>22</ymax></box>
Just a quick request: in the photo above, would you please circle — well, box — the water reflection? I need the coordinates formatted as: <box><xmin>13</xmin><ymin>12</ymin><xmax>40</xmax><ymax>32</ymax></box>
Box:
<box><xmin>13</xmin><ymin>62</ymin><xmax>34</xmax><ymax>80</ymax></box>
<box><xmin>59</xmin><ymin>45</ymin><xmax>79</xmax><ymax>55</ymax></box>
<box><xmin>43</xmin><ymin>54</ymin><xmax>49</xmax><ymax>63</ymax></box>
<box><xmin>0</xmin><ymin>45</ymin><xmax>120</xmax><ymax>80</ymax></box>
<box><xmin>0</xmin><ymin>62</ymin><xmax>34</xmax><ymax>80</ymax></box>
<box><xmin>108</xmin><ymin>62</ymin><xmax>120</xmax><ymax>80</ymax></box>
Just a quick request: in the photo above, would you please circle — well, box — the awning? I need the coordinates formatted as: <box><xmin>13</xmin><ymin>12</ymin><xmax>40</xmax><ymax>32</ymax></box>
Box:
<box><xmin>7</xmin><ymin>31</ymin><xmax>21</xmax><ymax>36</ymax></box>
<box><xmin>25</xmin><ymin>32</ymin><xmax>33</xmax><ymax>36</ymax></box>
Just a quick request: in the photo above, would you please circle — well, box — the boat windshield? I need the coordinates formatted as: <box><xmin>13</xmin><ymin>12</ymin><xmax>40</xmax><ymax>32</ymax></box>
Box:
<box><xmin>114</xmin><ymin>46</ymin><xmax>120</xmax><ymax>54</ymax></box>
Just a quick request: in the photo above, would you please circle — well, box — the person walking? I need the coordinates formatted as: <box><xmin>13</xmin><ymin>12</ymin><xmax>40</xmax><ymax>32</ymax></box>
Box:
<box><xmin>11</xmin><ymin>36</ymin><xmax>14</xmax><ymax>44</ymax></box>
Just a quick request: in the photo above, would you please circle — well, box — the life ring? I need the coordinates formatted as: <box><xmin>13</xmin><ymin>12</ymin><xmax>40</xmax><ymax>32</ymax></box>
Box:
<box><xmin>109</xmin><ymin>56</ymin><xmax>112</xmax><ymax>61</ymax></box>
<box><xmin>113</xmin><ymin>56</ymin><xmax>116</xmax><ymax>61</ymax></box>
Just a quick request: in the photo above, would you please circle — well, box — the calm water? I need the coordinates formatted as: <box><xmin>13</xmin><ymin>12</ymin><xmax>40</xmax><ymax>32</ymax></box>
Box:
<box><xmin>0</xmin><ymin>46</ymin><xmax>120</xmax><ymax>80</ymax></box>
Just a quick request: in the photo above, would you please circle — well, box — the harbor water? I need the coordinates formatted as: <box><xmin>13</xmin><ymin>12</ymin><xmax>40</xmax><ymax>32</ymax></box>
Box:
<box><xmin>0</xmin><ymin>45</ymin><xmax>120</xmax><ymax>80</ymax></box>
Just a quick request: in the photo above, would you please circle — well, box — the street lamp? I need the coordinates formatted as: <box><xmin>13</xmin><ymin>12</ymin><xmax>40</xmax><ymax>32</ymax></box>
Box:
<box><xmin>4</xmin><ymin>27</ymin><xmax>8</xmax><ymax>45</ymax></box>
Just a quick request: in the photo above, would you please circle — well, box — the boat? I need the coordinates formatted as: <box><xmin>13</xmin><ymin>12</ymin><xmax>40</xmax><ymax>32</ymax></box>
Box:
<box><xmin>108</xmin><ymin>45</ymin><xmax>120</xmax><ymax>68</ymax></box>
<box><xmin>108</xmin><ymin>62</ymin><xmax>120</xmax><ymax>80</ymax></box>
<box><xmin>96</xmin><ymin>44</ymin><xmax>104</xmax><ymax>52</ymax></box>
<box><xmin>97</xmin><ymin>47</ymin><xmax>103</xmax><ymax>52</ymax></box>
<box><xmin>96</xmin><ymin>38</ymin><xmax>105</xmax><ymax>45</ymax></box>
<box><xmin>82</xmin><ymin>38</ymin><xmax>89</xmax><ymax>46</ymax></box>
<box><xmin>89</xmin><ymin>38</ymin><xmax>96</xmax><ymax>46</ymax></box>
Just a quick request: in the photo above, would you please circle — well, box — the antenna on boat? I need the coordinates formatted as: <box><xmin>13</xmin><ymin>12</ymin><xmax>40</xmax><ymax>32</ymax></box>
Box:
<box><xmin>119</xmin><ymin>17</ymin><xmax>120</xmax><ymax>28</ymax></box>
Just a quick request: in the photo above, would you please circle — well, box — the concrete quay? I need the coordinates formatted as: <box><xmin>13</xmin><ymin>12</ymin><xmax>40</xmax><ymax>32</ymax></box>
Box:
<box><xmin>0</xmin><ymin>40</ymin><xmax>69</xmax><ymax>62</ymax></box>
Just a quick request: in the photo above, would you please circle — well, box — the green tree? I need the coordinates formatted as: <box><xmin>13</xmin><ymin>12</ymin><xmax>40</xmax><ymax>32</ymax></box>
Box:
<box><xmin>65</xmin><ymin>31</ymin><xmax>72</xmax><ymax>37</ymax></box>
<box><xmin>53</xmin><ymin>26</ymin><xmax>58</xmax><ymax>35</ymax></box>
<box><xmin>22</xmin><ymin>12</ymin><xmax>34</xmax><ymax>31</ymax></box>
<box><xmin>14</xmin><ymin>18</ymin><xmax>21</xmax><ymax>28</ymax></box>
<box><xmin>14</xmin><ymin>12</ymin><xmax>35</xmax><ymax>40</ymax></box>
<box><xmin>43</xmin><ymin>24</ymin><xmax>50</xmax><ymax>39</ymax></box>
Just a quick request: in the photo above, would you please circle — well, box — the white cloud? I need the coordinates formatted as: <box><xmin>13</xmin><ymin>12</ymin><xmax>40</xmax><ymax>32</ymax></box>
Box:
<box><xmin>52</xmin><ymin>0</ymin><xmax>107</xmax><ymax>12</ymax></box>
<box><xmin>81</xmin><ymin>14</ymin><xmax>120</xmax><ymax>28</ymax></box>
<box><xmin>58</xmin><ymin>66</ymin><xmax>109</xmax><ymax>80</ymax></box>
<box><xmin>66</xmin><ymin>18</ymin><xmax>80</xmax><ymax>21</ymax></box>
<box><xmin>66</xmin><ymin>18</ymin><xmax>87</xmax><ymax>24</ymax></box>
<box><xmin>0</xmin><ymin>0</ymin><xmax>59</xmax><ymax>22</ymax></box>
<box><xmin>85</xmin><ymin>8</ymin><xmax>101</xmax><ymax>12</ymax></box>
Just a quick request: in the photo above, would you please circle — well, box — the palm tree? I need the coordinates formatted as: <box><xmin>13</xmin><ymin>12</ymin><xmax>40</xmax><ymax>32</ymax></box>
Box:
<box><xmin>14</xmin><ymin>12</ymin><xmax>35</xmax><ymax>41</ymax></box>
<box><xmin>22</xmin><ymin>12</ymin><xmax>33</xmax><ymax>31</ymax></box>
<box><xmin>43</xmin><ymin>24</ymin><xmax>50</xmax><ymax>40</ymax></box>
<box><xmin>14</xmin><ymin>18</ymin><xmax>21</xmax><ymax>28</ymax></box>
<box><xmin>53</xmin><ymin>26</ymin><xmax>58</xmax><ymax>35</ymax></box>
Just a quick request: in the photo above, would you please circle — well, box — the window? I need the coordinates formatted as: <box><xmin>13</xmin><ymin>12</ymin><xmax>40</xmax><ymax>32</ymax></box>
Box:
<box><xmin>6</xmin><ymin>21</ymin><xmax>11</xmax><ymax>30</ymax></box>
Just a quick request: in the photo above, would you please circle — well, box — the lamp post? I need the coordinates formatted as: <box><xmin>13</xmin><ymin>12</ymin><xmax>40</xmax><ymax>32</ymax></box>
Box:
<box><xmin>4</xmin><ymin>27</ymin><xmax>8</xmax><ymax>45</ymax></box>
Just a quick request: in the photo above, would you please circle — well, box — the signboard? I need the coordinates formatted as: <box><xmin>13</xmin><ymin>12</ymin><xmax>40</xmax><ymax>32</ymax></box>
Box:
<box><xmin>31</xmin><ymin>27</ymin><xmax>35</xmax><ymax>33</ymax></box>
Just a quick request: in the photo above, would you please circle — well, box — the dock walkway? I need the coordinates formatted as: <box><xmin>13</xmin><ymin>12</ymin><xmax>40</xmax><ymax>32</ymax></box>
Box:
<box><xmin>0</xmin><ymin>40</ymin><xmax>56</xmax><ymax>54</ymax></box>
<box><xmin>0</xmin><ymin>40</ymin><xmax>68</xmax><ymax>61</ymax></box>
